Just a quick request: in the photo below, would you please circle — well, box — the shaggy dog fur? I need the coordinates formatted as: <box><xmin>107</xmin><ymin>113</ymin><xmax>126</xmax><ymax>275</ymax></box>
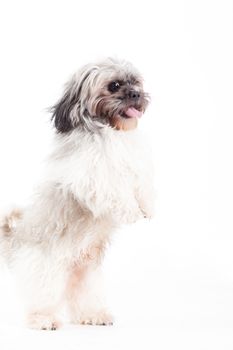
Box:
<box><xmin>0</xmin><ymin>58</ymin><xmax>154</xmax><ymax>330</ymax></box>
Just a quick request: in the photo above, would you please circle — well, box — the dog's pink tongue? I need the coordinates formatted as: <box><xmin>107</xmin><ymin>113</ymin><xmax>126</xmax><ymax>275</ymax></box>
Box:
<box><xmin>125</xmin><ymin>107</ymin><xmax>142</xmax><ymax>118</ymax></box>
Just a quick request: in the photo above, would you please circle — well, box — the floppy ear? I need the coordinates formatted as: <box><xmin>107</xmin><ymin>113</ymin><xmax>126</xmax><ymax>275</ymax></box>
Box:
<box><xmin>51</xmin><ymin>66</ymin><xmax>97</xmax><ymax>133</ymax></box>
<box><xmin>51</xmin><ymin>84</ymin><xmax>80</xmax><ymax>133</ymax></box>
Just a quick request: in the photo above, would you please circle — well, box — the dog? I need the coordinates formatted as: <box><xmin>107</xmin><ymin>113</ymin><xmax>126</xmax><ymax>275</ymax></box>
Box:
<box><xmin>0</xmin><ymin>57</ymin><xmax>154</xmax><ymax>330</ymax></box>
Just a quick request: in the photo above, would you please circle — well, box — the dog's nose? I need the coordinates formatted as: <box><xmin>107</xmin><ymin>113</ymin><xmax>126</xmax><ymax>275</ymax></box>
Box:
<box><xmin>127</xmin><ymin>90</ymin><xmax>140</xmax><ymax>100</ymax></box>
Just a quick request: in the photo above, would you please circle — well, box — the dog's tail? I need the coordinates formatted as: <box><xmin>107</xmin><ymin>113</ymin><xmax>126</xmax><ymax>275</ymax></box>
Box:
<box><xmin>0</xmin><ymin>209</ymin><xmax>22</xmax><ymax>235</ymax></box>
<box><xmin>0</xmin><ymin>208</ymin><xmax>22</xmax><ymax>264</ymax></box>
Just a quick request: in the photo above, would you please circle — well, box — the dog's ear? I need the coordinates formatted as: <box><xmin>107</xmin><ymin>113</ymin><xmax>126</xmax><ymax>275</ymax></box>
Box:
<box><xmin>51</xmin><ymin>66</ymin><xmax>97</xmax><ymax>133</ymax></box>
<box><xmin>51</xmin><ymin>83</ymin><xmax>80</xmax><ymax>133</ymax></box>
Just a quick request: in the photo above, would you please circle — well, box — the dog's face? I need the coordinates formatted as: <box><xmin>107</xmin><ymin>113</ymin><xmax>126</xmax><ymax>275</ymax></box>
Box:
<box><xmin>52</xmin><ymin>58</ymin><xmax>149</xmax><ymax>132</ymax></box>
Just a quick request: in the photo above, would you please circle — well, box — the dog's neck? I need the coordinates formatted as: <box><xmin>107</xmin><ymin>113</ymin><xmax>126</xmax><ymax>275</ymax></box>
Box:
<box><xmin>110</xmin><ymin>116</ymin><xmax>138</xmax><ymax>131</ymax></box>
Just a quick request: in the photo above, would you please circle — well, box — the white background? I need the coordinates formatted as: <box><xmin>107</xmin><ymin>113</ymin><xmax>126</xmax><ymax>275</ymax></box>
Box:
<box><xmin>0</xmin><ymin>0</ymin><xmax>233</xmax><ymax>349</ymax></box>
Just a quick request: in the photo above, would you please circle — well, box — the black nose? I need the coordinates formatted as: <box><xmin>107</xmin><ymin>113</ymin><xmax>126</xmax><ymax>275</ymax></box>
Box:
<box><xmin>128</xmin><ymin>90</ymin><xmax>140</xmax><ymax>100</ymax></box>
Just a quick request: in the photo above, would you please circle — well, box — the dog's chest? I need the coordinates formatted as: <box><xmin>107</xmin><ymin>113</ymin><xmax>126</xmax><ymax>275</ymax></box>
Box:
<box><xmin>92</xmin><ymin>130</ymin><xmax>147</xmax><ymax>186</ymax></box>
<box><xmin>50</xmin><ymin>128</ymin><xmax>150</xmax><ymax>199</ymax></box>
<box><xmin>104</xmin><ymin>129</ymin><xmax>145</xmax><ymax>167</ymax></box>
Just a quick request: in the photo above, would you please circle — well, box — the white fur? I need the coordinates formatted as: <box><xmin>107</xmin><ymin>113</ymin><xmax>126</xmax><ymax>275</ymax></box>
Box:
<box><xmin>0</xmin><ymin>63</ymin><xmax>154</xmax><ymax>330</ymax></box>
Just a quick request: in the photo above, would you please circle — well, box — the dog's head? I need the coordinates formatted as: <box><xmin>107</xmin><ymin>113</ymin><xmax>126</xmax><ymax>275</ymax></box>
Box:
<box><xmin>51</xmin><ymin>58</ymin><xmax>149</xmax><ymax>132</ymax></box>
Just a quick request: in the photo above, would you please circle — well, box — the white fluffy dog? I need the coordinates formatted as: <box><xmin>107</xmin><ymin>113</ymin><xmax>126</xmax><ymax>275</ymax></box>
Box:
<box><xmin>0</xmin><ymin>58</ymin><xmax>154</xmax><ymax>330</ymax></box>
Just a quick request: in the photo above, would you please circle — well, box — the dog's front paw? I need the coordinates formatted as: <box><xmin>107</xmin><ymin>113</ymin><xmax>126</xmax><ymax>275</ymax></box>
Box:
<box><xmin>79</xmin><ymin>310</ymin><xmax>114</xmax><ymax>326</ymax></box>
<box><xmin>141</xmin><ymin>206</ymin><xmax>155</xmax><ymax>220</ymax></box>
<box><xmin>139</xmin><ymin>201</ymin><xmax>155</xmax><ymax>220</ymax></box>
<box><xmin>27</xmin><ymin>312</ymin><xmax>61</xmax><ymax>331</ymax></box>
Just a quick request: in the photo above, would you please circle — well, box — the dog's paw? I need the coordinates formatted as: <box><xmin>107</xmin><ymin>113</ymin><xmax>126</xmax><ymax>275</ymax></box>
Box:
<box><xmin>140</xmin><ymin>203</ymin><xmax>155</xmax><ymax>220</ymax></box>
<box><xmin>27</xmin><ymin>312</ymin><xmax>61</xmax><ymax>331</ymax></box>
<box><xmin>79</xmin><ymin>310</ymin><xmax>114</xmax><ymax>326</ymax></box>
<box><xmin>142</xmin><ymin>209</ymin><xmax>155</xmax><ymax>220</ymax></box>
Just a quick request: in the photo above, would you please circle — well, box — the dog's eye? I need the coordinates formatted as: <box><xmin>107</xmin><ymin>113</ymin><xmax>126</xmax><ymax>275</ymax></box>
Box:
<box><xmin>108</xmin><ymin>81</ymin><xmax>121</xmax><ymax>93</ymax></box>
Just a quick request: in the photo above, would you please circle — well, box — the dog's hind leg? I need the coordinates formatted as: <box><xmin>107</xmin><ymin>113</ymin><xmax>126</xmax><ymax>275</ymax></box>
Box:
<box><xmin>66</xmin><ymin>264</ymin><xmax>113</xmax><ymax>326</ymax></box>
<box><xmin>12</xmin><ymin>247</ymin><xmax>68</xmax><ymax>330</ymax></box>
